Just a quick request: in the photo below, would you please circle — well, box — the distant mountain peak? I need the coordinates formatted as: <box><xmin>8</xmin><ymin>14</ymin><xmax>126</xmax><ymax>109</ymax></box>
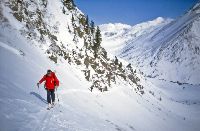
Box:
<box><xmin>100</xmin><ymin>17</ymin><xmax>172</xmax><ymax>54</ymax></box>
<box><xmin>100</xmin><ymin>17</ymin><xmax>171</xmax><ymax>31</ymax></box>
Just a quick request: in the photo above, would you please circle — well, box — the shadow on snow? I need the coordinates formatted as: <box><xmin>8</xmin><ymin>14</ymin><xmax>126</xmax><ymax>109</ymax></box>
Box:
<box><xmin>30</xmin><ymin>91</ymin><xmax>48</xmax><ymax>104</ymax></box>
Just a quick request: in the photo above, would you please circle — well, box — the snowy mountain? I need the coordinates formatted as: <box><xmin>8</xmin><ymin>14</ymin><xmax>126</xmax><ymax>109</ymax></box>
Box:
<box><xmin>100</xmin><ymin>17</ymin><xmax>173</xmax><ymax>54</ymax></box>
<box><xmin>0</xmin><ymin>0</ymin><xmax>200</xmax><ymax>131</ymax></box>
<box><xmin>101</xmin><ymin>3</ymin><xmax>200</xmax><ymax>85</ymax></box>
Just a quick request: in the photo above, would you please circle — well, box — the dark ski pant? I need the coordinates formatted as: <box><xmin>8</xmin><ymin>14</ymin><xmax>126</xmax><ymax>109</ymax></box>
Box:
<box><xmin>47</xmin><ymin>89</ymin><xmax>55</xmax><ymax>104</ymax></box>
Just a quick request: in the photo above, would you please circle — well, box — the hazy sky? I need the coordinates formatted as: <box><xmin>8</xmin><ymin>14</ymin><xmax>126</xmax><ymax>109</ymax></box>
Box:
<box><xmin>74</xmin><ymin>0</ymin><xmax>199</xmax><ymax>25</ymax></box>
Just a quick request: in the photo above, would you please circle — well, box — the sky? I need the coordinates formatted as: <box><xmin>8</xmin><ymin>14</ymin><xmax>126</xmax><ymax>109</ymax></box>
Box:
<box><xmin>74</xmin><ymin>0</ymin><xmax>199</xmax><ymax>25</ymax></box>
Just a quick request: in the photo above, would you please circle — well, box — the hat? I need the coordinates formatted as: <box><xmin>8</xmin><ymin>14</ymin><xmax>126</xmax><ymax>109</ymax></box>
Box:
<box><xmin>47</xmin><ymin>69</ymin><xmax>52</xmax><ymax>74</ymax></box>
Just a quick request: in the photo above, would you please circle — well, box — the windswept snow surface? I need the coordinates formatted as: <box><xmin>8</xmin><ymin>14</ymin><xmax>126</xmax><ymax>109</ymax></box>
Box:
<box><xmin>0</xmin><ymin>1</ymin><xmax>200</xmax><ymax>131</ymax></box>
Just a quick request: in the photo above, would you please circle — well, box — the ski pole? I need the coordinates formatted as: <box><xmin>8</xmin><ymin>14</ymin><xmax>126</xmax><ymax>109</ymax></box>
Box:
<box><xmin>37</xmin><ymin>83</ymin><xmax>40</xmax><ymax>94</ymax></box>
<box><xmin>37</xmin><ymin>83</ymin><xmax>39</xmax><ymax>89</ymax></box>
<box><xmin>56</xmin><ymin>88</ymin><xmax>60</xmax><ymax>103</ymax></box>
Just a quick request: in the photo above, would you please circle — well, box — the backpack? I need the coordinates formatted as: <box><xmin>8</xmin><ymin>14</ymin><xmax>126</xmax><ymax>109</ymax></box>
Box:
<box><xmin>44</xmin><ymin>72</ymin><xmax>57</xmax><ymax>88</ymax></box>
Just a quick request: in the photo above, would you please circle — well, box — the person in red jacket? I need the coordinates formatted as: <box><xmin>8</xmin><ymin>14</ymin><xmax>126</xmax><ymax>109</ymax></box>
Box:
<box><xmin>37</xmin><ymin>69</ymin><xmax>59</xmax><ymax>109</ymax></box>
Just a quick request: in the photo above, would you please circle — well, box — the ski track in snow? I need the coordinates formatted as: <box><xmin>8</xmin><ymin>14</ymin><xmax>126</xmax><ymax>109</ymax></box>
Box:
<box><xmin>34</xmin><ymin>109</ymin><xmax>52</xmax><ymax>131</ymax></box>
<box><xmin>0</xmin><ymin>41</ymin><xmax>20</xmax><ymax>56</ymax></box>
<box><xmin>33</xmin><ymin>88</ymin><xmax>93</xmax><ymax>131</ymax></box>
<box><xmin>34</xmin><ymin>102</ymin><xmax>62</xmax><ymax>131</ymax></box>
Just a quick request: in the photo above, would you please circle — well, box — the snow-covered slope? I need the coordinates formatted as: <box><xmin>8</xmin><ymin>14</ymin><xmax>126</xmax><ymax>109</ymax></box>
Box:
<box><xmin>1</xmin><ymin>27</ymin><xmax>200</xmax><ymax>131</ymax></box>
<box><xmin>100</xmin><ymin>17</ymin><xmax>172</xmax><ymax>54</ymax></box>
<box><xmin>101</xmin><ymin>3</ymin><xmax>200</xmax><ymax>85</ymax></box>
<box><xmin>0</xmin><ymin>0</ymin><xmax>200</xmax><ymax>131</ymax></box>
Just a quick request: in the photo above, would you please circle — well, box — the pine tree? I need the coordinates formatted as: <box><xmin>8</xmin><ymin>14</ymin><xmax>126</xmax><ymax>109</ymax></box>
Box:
<box><xmin>84</xmin><ymin>38</ymin><xmax>88</xmax><ymax>49</ymax></box>
<box><xmin>90</xmin><ymin>20</ymin><xmax>95</xmax><ymax>34</ymax></box>
<box><xmin>114</xmin><ymin>56</ymin><xmax>118</xmax><ymax>65</ymax></box>
<box><xmin>62</xmin><ymin>7</ymin><xmax>66</xmax><ymax>14</ymax></box>
<box><xmin>93</xmin><ymin>26</ymin><xmax>102</xmax><ymax>58</ymax></box>
<box><xmin>85</xmin><ymin>15</ymin><xmax>89</xmax><ymax>34</ymax></box>
<box><xmin>119</xmin><ymin>62</ymin><xmax>122</xmax><ymax>69</ymax></box>
<box><xmin>71</xmin><ymin>14</ymin><xmax>75</xmax><ymax>24</ymax></box>
<box><xmin>85</xmin><ymin>15</ymin><xmax>89</xmax><ymax>26</ymax></box>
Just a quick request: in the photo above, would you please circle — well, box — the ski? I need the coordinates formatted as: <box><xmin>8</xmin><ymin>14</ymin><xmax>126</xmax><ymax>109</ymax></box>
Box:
<box><xmin>46</xmin><ymin>103</ymin><xmax>56</xmax><ymax>110</ymax></box>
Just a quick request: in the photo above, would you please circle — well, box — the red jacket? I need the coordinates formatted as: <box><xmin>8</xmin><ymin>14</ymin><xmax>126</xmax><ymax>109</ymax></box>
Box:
<box><xmin>39</xmin><ymin>72</ymin><xmax>59</xmax><ymax>90</ymax></box>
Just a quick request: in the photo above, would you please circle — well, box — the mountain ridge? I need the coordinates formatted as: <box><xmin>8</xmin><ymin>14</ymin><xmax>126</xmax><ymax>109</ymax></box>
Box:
<box><xmin>100</xmin><ymin>17</ymin><xmax>172</xmax><ymax>54</ymax></box>
<box><xmin>101</xmin><ymin>2</ymin><xmax>200</xmax><ymax>84</ymax></box>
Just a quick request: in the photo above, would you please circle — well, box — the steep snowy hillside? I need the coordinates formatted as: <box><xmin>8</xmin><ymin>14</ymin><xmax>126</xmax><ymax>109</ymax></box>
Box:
<box><xmin>1</xmin><ymin>0</ymin><xmax>145</xmax><ymax>93</ymax></box>
<box><xmin>0</xmin><ymin>0</ymin><xmax>200</xmax><ymax>131</ymax></box>
<box><xmin>101</xmin><ymin>3</ymin><xmax>200</xmax><ymax>85</ymax></box>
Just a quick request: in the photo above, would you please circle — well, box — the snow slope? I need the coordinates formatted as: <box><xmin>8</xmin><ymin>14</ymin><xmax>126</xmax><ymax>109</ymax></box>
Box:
<box><xmin>1</xmin><ymin>28</ymin><xmax>200</xmax><ymax>131</ymax></box>
<box><xmin>0</xmin><ymin>0</ymin><xmax>200</xmax><ymax>131</ymax></box>
<box><xmin>101</xmin><ymin>3</ymin><xmax>200</xmax><ymax>85</ymax></box>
